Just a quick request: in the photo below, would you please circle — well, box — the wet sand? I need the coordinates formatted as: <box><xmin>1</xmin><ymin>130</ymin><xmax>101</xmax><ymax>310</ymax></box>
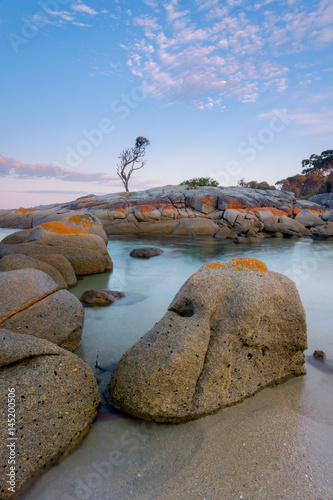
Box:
<box><xmin>20</xmin><ymin>357</ymin><xmax>333</xmax><ymax>500</ymax></box>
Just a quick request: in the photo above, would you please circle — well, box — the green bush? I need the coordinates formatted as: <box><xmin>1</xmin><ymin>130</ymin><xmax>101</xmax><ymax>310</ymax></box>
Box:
<box><xmin>180</xmin><ymin>177</ymin><xmax>219</xmax><ymax>187</ymax></box>
<box><xmin>299</xmin><ymin>194</ymin><xmax>313</xmax><ymax>200</ymax></box>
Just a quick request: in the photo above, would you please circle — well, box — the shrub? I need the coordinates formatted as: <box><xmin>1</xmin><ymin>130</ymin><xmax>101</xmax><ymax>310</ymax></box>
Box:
<box><xmin>180</xmin><ymin>177</ymin><xmax>219</xmax><ymax>187</ymax></box>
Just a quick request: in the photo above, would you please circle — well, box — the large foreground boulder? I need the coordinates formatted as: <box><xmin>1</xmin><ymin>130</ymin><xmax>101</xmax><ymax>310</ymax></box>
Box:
<box><xmin>0</xmin><ymin>269</ymin><xmax>84</xmax><ymax>351</ymax></box>
<box><xmin>0</xmin><ymin>221</ymin><xmax>112</xmax><ymax>275</ymax></box>
<box><xmin>110</xmin><ymin>258</ymin><xmax>307</xmax><ymax>423</ymax></box>
<box><xmin>0</xmin><ymin>254</ymin><xmax>68</xmax><ymax>289</ymax></box>
<box><xmin>0</xmin><ymin>329</ymin><xmax>100</xmax><ymax>499</ymax></box>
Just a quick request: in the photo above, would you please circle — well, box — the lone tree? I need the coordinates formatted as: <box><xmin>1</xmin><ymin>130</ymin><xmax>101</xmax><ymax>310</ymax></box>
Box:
<box><xmin>117</xmin><ymin>136</ymin><xmax>150</xmax><ymax>192</ymax></box>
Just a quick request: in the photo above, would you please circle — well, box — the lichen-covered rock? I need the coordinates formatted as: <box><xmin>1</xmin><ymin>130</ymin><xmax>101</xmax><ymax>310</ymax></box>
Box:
<box><xmin>295</xmin><ymin>209</ymin><xmax>325</xmax><ymax>227</ymax></box>
<box><xmin>0</xmin><ymin>329</ymin><xmax>100</xmax><ymax>498</ymax></box>
<box><xmin>0</xmin><ymin>269</ymin><xmax>84</xmax><ymax>351</ymax></box>
<box><xmin>129</xmin><ymin>247</ymin><xmax>164</xmax><ymax>259</ymax></box>
<box><xmin>0</xmin><ymin>254</ymin><xmax>68</xmax><ymax>289</ymax></box>
<box><xmin>80</xmin><ymin>289</ymin><xmax>125</xmax><ymax>306</ymax></box>
<box><xmin>61</xmin><ymin>213</ymin><xmax>108</xmax><ymax>245</ymax></box>
<box><xmin>0</xmin><ymin>186</ymin><xmax>327</xmax><ymax>240</ymax></box>
<box><xmin>110</xmin><ymin>258</ymin><xmax>307</xmax><ymax>423</ymax></box>
<box><xmin>0</xmin><ymin>221</ymin><xmax>112</xmax><ymax>275</ymax></box>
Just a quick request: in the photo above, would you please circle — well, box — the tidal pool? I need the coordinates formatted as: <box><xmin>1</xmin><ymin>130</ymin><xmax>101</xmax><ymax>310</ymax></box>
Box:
<box><xmin>1</xmin><ymin>230</ymin><xmax>332</xmax><ymax>499</ymax></box>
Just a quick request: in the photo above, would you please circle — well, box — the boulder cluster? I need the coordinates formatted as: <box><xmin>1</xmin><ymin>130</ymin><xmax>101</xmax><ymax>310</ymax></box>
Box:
<box><xmin>0</xmin><ymin>214</ymin><xmax>113</xmax><ymax>498</ymax></box>
<box><xmin>0</xmin><ymin>186</ymin><xmax>332</xmax><ymax>240</ymax></box>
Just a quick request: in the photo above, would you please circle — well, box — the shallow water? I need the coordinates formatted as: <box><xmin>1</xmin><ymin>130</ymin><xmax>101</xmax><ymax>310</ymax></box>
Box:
<box><xmin>1</xmin><ymin>230</ymin><xmax>332</xmax><ymax>499</ymax></box>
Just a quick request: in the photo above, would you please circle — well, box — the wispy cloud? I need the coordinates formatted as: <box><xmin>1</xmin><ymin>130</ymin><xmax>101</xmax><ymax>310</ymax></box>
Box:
<box><xmin>0</xmin><ymin>155</ymin><xmax>119</xmax><ymax>185</ymax></box>
<box><xmin>121</xmin><ymin>0</ymin><xmax>333</xmax><ymax>108</ymax></box>
<box><xmin>20</xmin><ymin>190</ymin><xmax>98</xmax><ymax>195</ymax></box>
<box><xmin>258</xmin><ymin>108</ymin><xmax>333</xmax><ymax>135</ymax></box>
<box><xmin>71</xmin><ymin>2</ymin><xmax>98</xmax><ymax>16</ymax></box>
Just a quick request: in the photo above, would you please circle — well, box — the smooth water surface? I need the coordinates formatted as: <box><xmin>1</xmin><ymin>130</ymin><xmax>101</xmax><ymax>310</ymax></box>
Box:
<box><xmin>1</xmin><ymin>230</ymin><xmax>332</xmax><ymax>499</ymax></box>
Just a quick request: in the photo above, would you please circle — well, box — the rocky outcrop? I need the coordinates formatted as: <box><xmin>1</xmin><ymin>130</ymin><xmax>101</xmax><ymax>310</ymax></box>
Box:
<box><xmin>80</xmin><ymin>289</ymin><xmax>125</xmax><ymax>306</ymax></box>
<box><xmin>0</xmin><ymin>329</ymin><xmax>100</xmax><ymax>498</ymax></box>
<box><xmin>308</xmin><ymin>193</ymin><xmax>333</xmax><ymax>209</ymax></box>
<box><xmin>110</xmin><ymin>258</ymin><xmax>307</xmax><ymax>423</ymax></box>
<box><xmin>129</xmin><ymin>247</ymin><xmax>164</xmax><ymax>258</ymax></box>
<box><xmin>0</xmin><ymin>269</ymin><xmax>84</xmax><ymax>351</ymax></box>
<box><xmin>0</xmin><ymin>221</ymin><xmax>112</xmax><ymax>275</ymax></box>
<box><xmin>310</xmin><ymin>222</ymin><xmax>333</xmax><ymax>240</ymax></box>
<box><xmin>0</xmin><ymin>186</ymin><xmax>331</xmax><ymax>240</ymax></box>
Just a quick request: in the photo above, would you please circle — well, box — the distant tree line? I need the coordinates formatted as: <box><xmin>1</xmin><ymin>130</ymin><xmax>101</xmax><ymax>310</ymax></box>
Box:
<box><xmin>237</xmin><ymin>179</ymin><xmax>276</xmax><ymax>190</ymax></box>
<box><xmin>276</xmin><ymin>150</ymin><xmax>333</xmax><ymax>198</ymax></box>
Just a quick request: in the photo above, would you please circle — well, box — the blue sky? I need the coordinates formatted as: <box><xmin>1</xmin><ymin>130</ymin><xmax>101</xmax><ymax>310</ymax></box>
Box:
<box><xmin>0</xmin><ymin>0</ymin><xmax>333</xmax><ymax>208</ymax></box>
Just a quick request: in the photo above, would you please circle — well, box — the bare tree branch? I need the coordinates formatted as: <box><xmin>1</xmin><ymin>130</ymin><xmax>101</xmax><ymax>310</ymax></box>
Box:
<box><xmin>116</xmin><ymin>137</ymin><xmax>150</xmax><ymax>192</ymax></box>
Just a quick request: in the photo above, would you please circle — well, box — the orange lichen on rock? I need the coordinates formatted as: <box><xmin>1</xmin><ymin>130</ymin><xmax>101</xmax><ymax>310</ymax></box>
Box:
<box><xmin>16</xmin><ymin>208</ymin><xmax>40</xmax><ymax>214</ymax></box>
<box><xmin>229</xmin><ymin>257</ymin><xmax>268</xmax><ymax>272</ymax></box>
<box><xmin>308</xmin><ymin>208</ymin><xmax>326</xmax><ymax>215</ymax></box>
<box><xmin>203</xmin><ymin>261</ymin><xmax>228</xmax><ymax>270</ymax></box>
<box><xmin>201</xmin><ymin>197</ymin><xmax>215</xmax><ymax>205</ymax></box>
<box><xmin>203</xmin><ymin>257</ymin><xmax>268</xmax><ymax>273</ymax></box>
<box><xmin>136</xmin><ymin>204</ymin><xmax>159</xmax><ymax>213</ymax></box>
<box><xmin>226</xmin><ymin>204</ymin><xmax>243</xmax><ymax>210</ymax></box>
<box><xmin>67</xmin><ymin>214</ymin><xmax>95</xmax><ymax>227</ymax></box>
<box><xmin>251</xmin><ymin>207</ymin><xmax>285</xmax><ymax>217</ymax></box>
<box><xmin>40</xmin><ymin>221</ymin><xmax>90</xmax><ymax>235</ymax></box>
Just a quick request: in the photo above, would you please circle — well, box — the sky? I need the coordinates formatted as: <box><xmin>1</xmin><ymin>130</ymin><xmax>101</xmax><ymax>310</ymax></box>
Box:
<box><xmin>0</xmin><ymin>0</ymin><xmax>333</xmax><ymax>209</ymax></box>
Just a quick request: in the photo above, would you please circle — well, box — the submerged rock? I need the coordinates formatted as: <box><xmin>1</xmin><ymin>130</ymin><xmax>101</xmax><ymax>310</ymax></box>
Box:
<box><xmin>130</xmin><ymin>247</ymin><xmax>164</xmax><ymax>259</ymax></box>
<box><xmin>0</xmin><ymin>269</ymin><xmax>84</xmax><ymax>351</ymax></box>
<box><xmin>0</xmin><ymin>329</ymin><xmax>100</xmax><ymax>498</ymax></box>
<box><xmin>110</xmin><ymin>258</ymin><xmax>307</xmax><ymax>423</ymax></box>
<box><xmin>313</xmin><ymin>350</ymin><xmax>327</xmax><ymax>361</ymax></box>
<box><xmin>80</xmin><ymin>289</ymin><xmax>125</xmax><ymax>306</ymax></box>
